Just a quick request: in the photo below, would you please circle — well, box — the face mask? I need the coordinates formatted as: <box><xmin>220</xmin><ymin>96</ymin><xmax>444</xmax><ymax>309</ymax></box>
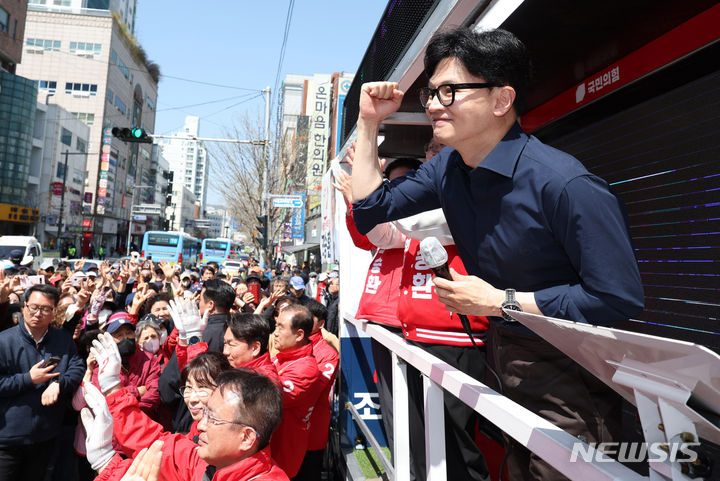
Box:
<box><xmin>117</xmin><ymin>338</ymin><xmax>136</xmax><ymax>358</ymax></box>
<box><xmin>182</xmin><ymin>280</ymin><xmax>191</xmax><ymax>287</ymax></box>
<box><xmin>142</xmin><ymin>338</ymin><xmax>160</xmax><ymax>354</ymax></box>
<box><xmin>143</xmin><ymin>276</ymin><xmax>153</xmax><ymax>283</ymax></box>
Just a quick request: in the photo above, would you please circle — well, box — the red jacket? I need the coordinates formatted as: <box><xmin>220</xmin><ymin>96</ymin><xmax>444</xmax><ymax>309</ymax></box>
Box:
<box><xmin>98</xmin><ymin>388</ymin><xmax>288</xmax><ymax>481</ymax></box>
<box><xmin>92</xmin><ymin>349</ymin><xmax>161</xmax><ymax>415</ymax></box>
<box><xmin>397</xmin><ymin>241</ymin><xmax>489</xmax><ymax>346</ymax></box>
<box><xmin>243</xmin><ymin>352</ymin><xmax>279</xmax><ymax>385</ymax></box>
<box><xmin>271</xmin><ymin>342</ymin><xmax>322</xmax><ymax>477</ymax></box>
<box><xmin>345</xmin><ymin>203</ymin><xmax>376</xmax><ymax>251</ymax></box>
<box><xmin>355</xmin><ymin>248</ymin><xmax>404</xmax><ymax>328</ymax></box>
<box><xmin>307</xmin><ymin>331</ymin><xmax>339</xmax><ymax>451</ymax></box>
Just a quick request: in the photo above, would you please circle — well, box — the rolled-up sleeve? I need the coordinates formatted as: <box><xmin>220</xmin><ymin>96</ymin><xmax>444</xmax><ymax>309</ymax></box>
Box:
<box><xmin>352</xmin><ymin>159</ymin><xmax>442</xmax><ymax>235</ymax></box>
<box><xmin>534</xmin><ymin>175</ymin><xmax>644</xmax><ymax>324</ymax></box>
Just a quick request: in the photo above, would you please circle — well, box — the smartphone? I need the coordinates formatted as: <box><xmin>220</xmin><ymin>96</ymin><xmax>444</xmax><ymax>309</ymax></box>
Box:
<box><xmin>20</xmin><ymin>275</ymin><xmax>45</xmax><ymax>289</ymax></box>
<box><xmin>248</xmin><ymin>283</ymin><xmax>260</xmax><ymax>304</ymax></box>
<box><xmin>44</xmin><ymin>356</ymin><xmax>61</xmax><ymax>368</ymax></box>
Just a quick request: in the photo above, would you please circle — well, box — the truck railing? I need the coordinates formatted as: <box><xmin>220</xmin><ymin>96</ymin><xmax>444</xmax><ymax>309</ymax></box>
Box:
<box><xmin>344</xmin><ymin>315</ymin><xmax>646</xmax><ymax>481</ymax></box>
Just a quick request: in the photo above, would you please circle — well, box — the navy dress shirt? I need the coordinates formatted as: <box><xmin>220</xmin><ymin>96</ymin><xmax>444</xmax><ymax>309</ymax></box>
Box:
<box><xmin>352</xmin><ymin>123</ymin><xmax>644</xmax><ymax>326</ymax></box>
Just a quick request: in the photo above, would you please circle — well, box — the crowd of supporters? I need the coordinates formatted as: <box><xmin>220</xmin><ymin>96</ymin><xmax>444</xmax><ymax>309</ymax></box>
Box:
<box><xmin>0</xmin><ymin>256</ymin><xmax>340</xmax><ymax>481</ymax></box>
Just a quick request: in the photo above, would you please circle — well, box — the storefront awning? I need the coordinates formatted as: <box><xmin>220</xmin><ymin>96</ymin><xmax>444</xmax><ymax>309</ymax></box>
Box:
<box><xmin>282</xmin><ymin>243</ymin><xmax>319</xmax><ymax>254</ymax></box>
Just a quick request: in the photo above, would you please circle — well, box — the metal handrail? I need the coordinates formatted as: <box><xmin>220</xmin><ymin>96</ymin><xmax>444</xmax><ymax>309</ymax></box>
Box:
<box><xmin>344</xmin><ymin>315</ymin><xmax>647</xmax><ymax>481</ymax></box>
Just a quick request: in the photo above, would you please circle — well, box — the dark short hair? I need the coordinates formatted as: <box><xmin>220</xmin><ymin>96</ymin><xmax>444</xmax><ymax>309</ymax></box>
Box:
<box><xmin>201</xmin><ymin>266</ymin><xmax>216</xmax><ymax>276</ymax></box>
<box><xmin>282</xmin><ymin>304</ymin><xmax>313</xmax><ymax>338</ymax></box>
<box><xmin>306</xmin><ymin>299</ymin><xmax>327</xmax><ymax>323</ymax></box>
<box><xmin>424</xmin><ymin>27</ymin><xmax>531</xmax><ymax>114</ymax></box>
<box><xmin>181</xmin><ymin>351</ymin><xmax>231</xmax><ymax>387</ymax></box>
<box><xmin>24</xmin><ymin>284</ymin><xmax>60</xmax><ymax>306</ymax></box>
<box><xmin>217</xmin><ymin>369</ymin><xmax>283</xmax><ymax>450</ymax></box>
<box><xmin>226</xmin><ymin>313</ymin><xmax>272</xmax><ymax>355</ymax></box>
<box><xmin>144</xmin><ymin>292</ymin><xmax>170</xmax><ymax>317</ymax></box>
<box><xmin>384</xmin><ymin>157</ymin><xmax>422</xmax><ymax>179</ymax></box>
<box><xmin>202</xmin><ymin>279</ymin><xmax>235</xmax><ymax>312</ymax></box>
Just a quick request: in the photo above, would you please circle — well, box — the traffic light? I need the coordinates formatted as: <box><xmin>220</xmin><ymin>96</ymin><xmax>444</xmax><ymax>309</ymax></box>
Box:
<box><xmin>256</xmin><ymin>215</ymin><xmax>268</xmax><ymax>248</ymax></box>
<box><xmin>112</xmin><ymin>127</ymin><xmax>153</xmax><ymax>144</ymax></box>
<box><xmin>164</xmin><ymin>170</ymin><xmax>174</xmax><ymax>206</ymax></box>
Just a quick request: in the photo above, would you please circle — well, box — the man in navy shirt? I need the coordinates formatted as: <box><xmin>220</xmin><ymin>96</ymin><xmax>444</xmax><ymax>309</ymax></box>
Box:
<box><xmin>0</xmin><ymin>284</ymin><xmax>84</xmax><ymax>480</ymax></box>
<box><xmin>351</xmin><ymin>27</ymin><xmax>644</xmax><ymax>480</ymax></box>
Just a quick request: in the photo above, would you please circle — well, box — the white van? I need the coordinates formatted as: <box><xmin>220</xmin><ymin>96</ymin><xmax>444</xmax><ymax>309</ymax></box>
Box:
<box><xmin>0</xmin><ymin>236</ymin><xmax>44</xmax><ymax>271</ymax></box>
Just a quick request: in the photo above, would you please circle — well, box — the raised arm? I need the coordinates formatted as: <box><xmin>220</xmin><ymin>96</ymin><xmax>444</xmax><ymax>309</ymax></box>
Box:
<box><xmin>352</xmin><ymin>82</ymin><xmax>404</xmax><ymax>201</ymax></box>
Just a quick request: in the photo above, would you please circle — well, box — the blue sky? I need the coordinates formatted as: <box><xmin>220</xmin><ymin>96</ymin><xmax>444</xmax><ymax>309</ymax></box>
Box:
<box><xmin>134</xmin><ymin>1</ymin><xmax>388</xmax><ymax>204</ymax></box>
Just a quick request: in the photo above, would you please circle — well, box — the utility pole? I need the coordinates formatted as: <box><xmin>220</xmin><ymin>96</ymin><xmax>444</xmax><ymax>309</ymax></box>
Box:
<box><xmin>261</xmin><ymin>86</ymin><xmax>271</xmax><ymax>266</ymax></box>
<box><xmin>55</xmin><ymin>150</ymin><xmax>96</xmax><ymax>251</ymax></box>
<box><xmin>55</xmin><ymin>150</ymin><xmax>69</xmax><ymax>251</ymax></box>
<box><xmin>126</xmin><ymin>185</ymin><xmax>154</xmax><ymax>254</ymax></box>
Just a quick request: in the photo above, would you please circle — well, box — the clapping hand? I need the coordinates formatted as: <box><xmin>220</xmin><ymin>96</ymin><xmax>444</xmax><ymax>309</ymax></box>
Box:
<box><xmin>80</xmin><ymin>381</ymin><xmax>116</xmax><ymax>471</ymax></box>
<box><xmin>89</xmin><ymin>332</ymin><xmax>122</xmax><ymax>393</ymax></box>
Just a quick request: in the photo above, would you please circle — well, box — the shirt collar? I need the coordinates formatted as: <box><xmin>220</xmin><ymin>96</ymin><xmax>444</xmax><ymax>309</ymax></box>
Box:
<box><xmin>453</xmin><ymin>122</ymin><xmax>529</xmax><ymax>178</ymax></box>
<box><xmin>21</xmin><ymin>318</ymin><xmax>49</xmax><ymax>345</ymax></box>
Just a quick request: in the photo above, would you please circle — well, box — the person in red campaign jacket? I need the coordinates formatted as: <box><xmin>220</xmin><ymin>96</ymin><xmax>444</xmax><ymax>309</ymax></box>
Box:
<box><xmin>84</xmin><ymin>368</ymin><xmax>289</xmax><ymax>481</ymax></box>
<box><xmin>223</xmin><ymin>313</ymin><xmax>279</xmax><ymax>384</ymax></box>
<box><xmin>271</xmin><ymin>304</ymin><xmax>322</xmax><ymax>478</ymax></box>
<box><xmin>397</xmin><ymin>240</ymin><xmax>489</xmax><ymax>346</ymax></box>
<box><xmin>365</xmin><ymin>216</ymin><xmax>492</xmax><ymax>480</ymax></box>
<box><xmin>294</xmin><ymin>300</ymin><xmax>340</xmax><ymax>481</ymax></box>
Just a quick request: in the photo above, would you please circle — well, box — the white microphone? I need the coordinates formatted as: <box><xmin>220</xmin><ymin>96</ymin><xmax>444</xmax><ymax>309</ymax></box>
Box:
<box><xmin>419</xmin><ymin>237</ymin><xmax>452</xmax><ymax>281</ymax></box>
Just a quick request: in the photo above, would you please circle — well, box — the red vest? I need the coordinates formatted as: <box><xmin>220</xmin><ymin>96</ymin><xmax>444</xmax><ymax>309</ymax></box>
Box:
<box><xmin>355</xmin><ymin>248</ymin><xmax>404</xmax><ymax>328</ymax></box>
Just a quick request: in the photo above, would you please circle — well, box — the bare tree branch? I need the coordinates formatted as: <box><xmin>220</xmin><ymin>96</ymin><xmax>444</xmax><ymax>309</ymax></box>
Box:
<box><xmin>208</xmin><ymin>113</ymin><xmax>306</xmax><ymax>254</ymax></box>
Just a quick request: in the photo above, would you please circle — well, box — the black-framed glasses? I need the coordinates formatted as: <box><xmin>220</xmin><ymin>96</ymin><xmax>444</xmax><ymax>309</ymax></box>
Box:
<box><xmin>419</xmin><ymin>82</ymin><xmax>497</xmax><ymax>108</ymax></box>
<box><xmin>25</xmin><ymin>304</ymin><xmax>55</xmax><ymax>315</ymax></box>
<box><xmin>200</xmin><ymin>407</ymin><xmax>260</xmax><ymax>439</ymax></box>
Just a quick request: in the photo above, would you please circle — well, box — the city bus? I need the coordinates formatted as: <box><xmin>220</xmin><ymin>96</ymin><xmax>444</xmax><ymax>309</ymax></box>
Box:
<box><xmin>200</xmin><ymin>238</ymin><xmax>240</xmax><ymax>266</ymax></box>
<box><xmin>141</xmin><ymin>231</ymin><xmax>201</xmax><ymax>266</ymax></box>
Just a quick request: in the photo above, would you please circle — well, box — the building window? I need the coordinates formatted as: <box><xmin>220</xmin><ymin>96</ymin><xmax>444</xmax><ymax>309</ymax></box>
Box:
<box><xmin>26</xmin><ymin>39</ymin><xmax>61</xmax><ymax>52</ymax></box>
<box><xmin>69</xmin><ymin>42</ymin><xmax>102</xmax><ymax>57</ymax></box>
<box><xmin>76</xmin><ymin>137</ymin><xmax>87</xmax><ymax>152</ymax></box>
<box><xmin>0</xmin><ymin>8</ymin><xmax>8</xmax><ymax>34</ymax></box>
<box><xmin>53</xmin><ymin>0</ymin><xmax>71</xmax><ymax>5</ymax></box>
<box><xmin>117</xmin><ymin>57</ymin><xmax>130</xmax><ymax>80</ymax></box>
<box><xmin>34</xmin><ymin>80</ymin><xmax>57</xmax><ymax>93</ymax></box>
<box><xmin>146</xmin><ymin>97</ymin><xmax>155</xmax><ymax>111</ymax></box>
<box><xmin>65</xmin><ymin>82</ymin><xmax>98</xmax><ymax>97</ymax></box>
<box><xmin>60</xmin><ymin>127</ymin><xmax>72</xmax><ymax>146</ymax></box>
<box><xmin>114</xmin><ymin>96</ymin><xmax>127</xmax><ymax>116</ymax></box>
<box><xmin>73</xmin><ymin>112</ymin><xmax>95</xmax><ymax>126</ymax></box>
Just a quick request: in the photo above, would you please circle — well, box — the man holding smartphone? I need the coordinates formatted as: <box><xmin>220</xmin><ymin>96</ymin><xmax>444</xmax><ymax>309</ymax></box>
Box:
<box><xmin>0</xmin><ymin>284</ymin><xmax>85</xmax><ymax>480</ymax></box>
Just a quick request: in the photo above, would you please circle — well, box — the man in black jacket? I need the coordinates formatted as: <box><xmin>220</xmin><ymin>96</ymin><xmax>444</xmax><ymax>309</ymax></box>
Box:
<box><xmin>158</xmin><ymin>279</ymin><xmax>235</xmax><ymax>432</ymax></box>
<box><xmin>0</xmin><ymin>284</ymin><xmax>84</xmax><ymax>480</ymax></box>
<box><xmin>325</xmin><ymin>277</ymin><xmax>339</xmax><ymax>336</ymax></box>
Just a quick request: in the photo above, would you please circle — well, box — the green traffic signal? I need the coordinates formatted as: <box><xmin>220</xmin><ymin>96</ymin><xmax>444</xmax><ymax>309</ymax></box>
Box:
<box><xmin>111</xmin><ymin>126</ymin><xmax>153</xmax><ymax>144</ymax></box>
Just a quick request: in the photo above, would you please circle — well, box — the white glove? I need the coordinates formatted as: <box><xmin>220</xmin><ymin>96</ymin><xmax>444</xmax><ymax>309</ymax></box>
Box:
<box><xmin>168</xmin><ymin>298</ymin><xmax>208</xmax><ymax>341</ymax></box>
<box><xmin>80</xmin><ymin>381</ymin><xmax>115</xmax><ymax>471</ymax></box>
<box><xmin>90</xmin><ymin>332</ymin><xmax>122</xmax><ymax>393</ymax></box>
